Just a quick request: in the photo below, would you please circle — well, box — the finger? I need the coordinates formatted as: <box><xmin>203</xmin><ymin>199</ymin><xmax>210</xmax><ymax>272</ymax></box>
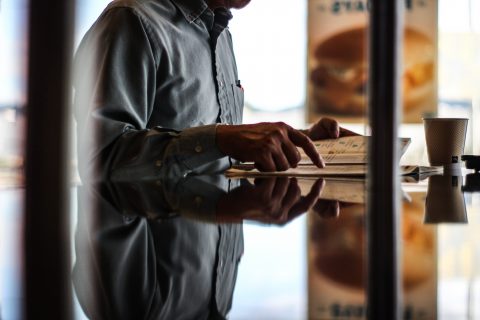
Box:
<box><xmin>289</xmin><ymin>178</ymin><xmax>324</xmax><ymax>215</ymax></box>
<box><xmin>288</xmin><ymin>129</ymin><xmax>324</xmax><ymax>168</ymax></box>
<box><xmin>269</xmin><ymin>178</ymin><xmax>300</xmax><ymax>223</ymax></box>
<box><xmin>253</xmin><ymin>178</ymin><xmax>278</xmax><ymax>212</ymax></box>
<box><xmin>310</xmin><ymin>178</ymin><xmax>325</xmax><ymax>200</ymax></box>
<box><xmin>254</xmin><ymin>177</ymin><xmax>276</xmax><ymax>198</ymax></box>
<box><xmin>320</xmin><ymin>117</ymin><xmax>340</xmax><ymax>138</ymax></box>
<box><xmin>260</xmin><ymin>178</ymin><xmax>285</xmax><ymax>219</ymax></box>
<box><xmin>307</xmin><ymin>124</ymin><xmax>326</xmax><ymax>141</ymax></box>
<box><xmin>254</xmin><ymin>154</ymin><xmax>276</xmax><ymax>172</ymax></box>
<box><xmin>313</xmin><ymin>200</ymin><xmax>340</xmax><ymax>219</ymax></box>
<box><xmin>276</xmin><ymin>178</ymin><xmax>301</xmax><ymax>221</ymax></box>
<box><xmin>272</xmin><ymin>151</ymin><xmax>291</xmax><ymax>171</ymax></box>
<box><xmin>339</xmin><ymin>127</ymin><xmax>361</xmax><ymax>137</ymax></box>
<box><xmin>281</xmin><ymin>178</ymin><xmax>301</xmax><ymax>209</ymax></box>
<box><xmin>281</xmin><ymin>140</ymin><xmax>301</xmax><ymax>167</ymax></box>
<box><xmin>271</xmin><ymin>177</ymin><xmax>289</xmax><ymax>202</ymax></box>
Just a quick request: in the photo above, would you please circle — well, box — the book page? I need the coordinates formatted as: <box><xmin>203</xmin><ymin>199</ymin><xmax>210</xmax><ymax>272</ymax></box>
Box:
<box><xmin>314</xmin><ymin>135</ymin><xmax>367</xmax><ymax>154</ymax></box>
<box><xmin>308</xmin><ymin>153</ymin><xmax>368</xmax><ymax>164</ymax></box>
<box><xmin>299</xmin><ymin>136</ymin><xmax>367</xmax><ymax>164</ymax></box>
<box><xmin>299</xmin><ymin>136</ymin><xmax>411</xmax><ymax>164</ymax></box>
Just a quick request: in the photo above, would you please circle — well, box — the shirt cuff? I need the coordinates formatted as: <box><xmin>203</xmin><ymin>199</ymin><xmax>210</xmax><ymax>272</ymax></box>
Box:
<box><xmin>169</xmin><ymin>124</ymin><xmax>226</xmax><ymax>170</ymax></box>
<box><xmin>164</xmin><ymin>175</ymin><xmax>230</xmax><ymax>221</ymax></box>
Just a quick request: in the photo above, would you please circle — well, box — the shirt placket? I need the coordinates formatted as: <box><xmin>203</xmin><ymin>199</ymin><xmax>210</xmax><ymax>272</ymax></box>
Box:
<box><xmin>208</xmin><ymin>8</ymin><xmax>233</xmax><ymax>125</ymax></box>
<box><xmin>215</xmin><ymin>224</ymin><xmax>227</xmax><ymax>310</ymax></box>
<box><xmin>215</xmin><ymin>58</ymin><xmax>231</xmax><ymax>124</ymax></box>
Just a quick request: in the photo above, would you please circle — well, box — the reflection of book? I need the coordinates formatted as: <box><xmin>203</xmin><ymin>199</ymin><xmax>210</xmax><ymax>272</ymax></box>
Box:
<box><xmin>401</xmin><ymin>165</ymin><xmax>443</xmax><ymax>176</ymax></box>
<box><xmin>225</xmin><ymin>164</ymin><xmax>367</xmax><ymax>178</ymax></box>
<box><xmin>225</xmin><ymin>164</ymin><xmax>441</xmax><ymax>178</ymax></box>
<box><xmin>297</xmin><ymin>178</ymin><xmax>366</xmax><ymax>204</ymax></box>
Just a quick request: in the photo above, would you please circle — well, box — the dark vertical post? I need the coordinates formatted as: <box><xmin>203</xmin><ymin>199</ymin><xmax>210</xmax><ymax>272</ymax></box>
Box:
<box><xmin>24</xmin><ymin>0</ymin><xmax>75</xmax><ymax>319</ymax></box>
<box><xmin>367</xmin><ymin>0</ymin><xmax>403</xmax><ymax>319</ymax></box>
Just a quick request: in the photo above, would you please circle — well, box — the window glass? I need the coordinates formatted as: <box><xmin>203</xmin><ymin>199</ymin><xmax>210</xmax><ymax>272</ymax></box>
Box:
<box><xmin>0</xmin><ymin>0</ymin><xmax>28</xmax><ymax>319</ymax></box>
<box><xmin>229</xmin><ymin>0</ymin><xmax>307</xmax><ymax>113</ymax></box>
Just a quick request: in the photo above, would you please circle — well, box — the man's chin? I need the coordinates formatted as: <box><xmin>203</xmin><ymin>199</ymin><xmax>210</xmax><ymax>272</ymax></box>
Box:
<box><xmin>227</xmin><ymin>0</ymin><xmax>251</xmax><ymax>9</ymax></box>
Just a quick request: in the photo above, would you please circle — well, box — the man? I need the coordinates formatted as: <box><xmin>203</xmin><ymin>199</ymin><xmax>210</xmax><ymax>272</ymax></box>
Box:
<box><xmin>74</xmin><ymin>0</ymin><xmax>351</xmax><ymax>180</ymax></box>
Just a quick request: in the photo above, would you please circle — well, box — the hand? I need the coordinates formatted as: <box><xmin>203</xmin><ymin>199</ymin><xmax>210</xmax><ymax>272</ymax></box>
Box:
<box><xmin>312</xmin><ymin>199</ymin><xmax>340</xmax><ymax>219</ymax></box>
<box><xmin>216</xmin><ymin>177</ymin><xmax>324</xmax><ymax>225</ymax></box>
<box><xmin>311</xmin><ymin>200</ymin><xmax>358</xmax><ymax>219</ymax></box>
<box><xmin>305</xmin><ymin>117</ymin><xmax>360</xmax><ymax>141</ymax></box>
<box><xmin>216</xmin><ymin>122</ymin><xmax>324</xmax><ymax>172</ymax></box>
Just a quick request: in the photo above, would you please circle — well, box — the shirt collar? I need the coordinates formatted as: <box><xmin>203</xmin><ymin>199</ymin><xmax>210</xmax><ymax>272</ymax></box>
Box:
<box><xmin>170</xmin><ymin>0</ymin><xmax>210</xmax><ymax>23</ymax></box>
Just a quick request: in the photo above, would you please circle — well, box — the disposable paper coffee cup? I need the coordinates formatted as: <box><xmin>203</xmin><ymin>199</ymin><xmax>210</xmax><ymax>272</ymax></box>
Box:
<box><xmin>423</xmin><ymin>118</ymin><xmax>468</xmax><ymax>167</ymax></box>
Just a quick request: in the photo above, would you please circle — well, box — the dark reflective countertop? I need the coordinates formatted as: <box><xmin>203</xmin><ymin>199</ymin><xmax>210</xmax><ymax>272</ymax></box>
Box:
<box><xmin>71</xmin><ymin>171</ymin><xmax>480</xmax><ymax>319</ymax></box>
<box><xmin>1</xmin><ymin>171</ymin><xmax>480</xmax><ymax>319</ymax></box>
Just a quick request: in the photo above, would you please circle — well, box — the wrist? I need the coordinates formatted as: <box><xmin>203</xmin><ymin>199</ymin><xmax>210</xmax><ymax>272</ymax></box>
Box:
<box><xmin>215</xmin><ymin>123</ymin><xmax>231</xmax><ymax>155</ymax></box>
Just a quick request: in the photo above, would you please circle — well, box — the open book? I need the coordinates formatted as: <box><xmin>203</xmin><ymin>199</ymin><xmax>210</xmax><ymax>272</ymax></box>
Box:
<box><xmin>299</xmin><ymin>135</ymin><xmax>411</xmax><ymax>164</ymax></box>
<box><xmin>225</xmin><ymin>135</ymin><xmax>440</xmax><ymax>178</ymax></box>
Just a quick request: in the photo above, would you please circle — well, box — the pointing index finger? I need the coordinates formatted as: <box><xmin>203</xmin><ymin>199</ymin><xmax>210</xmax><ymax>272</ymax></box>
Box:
<box><xmin>288</xmin><ymin>128</ymin><xmax>324</xmax><ymax>168</ymax></box>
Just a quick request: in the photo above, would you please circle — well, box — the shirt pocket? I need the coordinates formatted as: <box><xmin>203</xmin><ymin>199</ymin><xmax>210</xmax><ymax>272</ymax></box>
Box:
<box><xmin>231</xmin><ymin>83</ymin><xmax>244</xmax><ymax>124</ymax></box>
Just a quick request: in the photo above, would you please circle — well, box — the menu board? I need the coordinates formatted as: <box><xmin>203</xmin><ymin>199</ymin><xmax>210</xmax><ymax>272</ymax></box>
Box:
<box><xmin>307</xmin><ymin>192</ymin><xmax>437</xmax><ymax>319</ymax></box>
<box><xmin>307</xmin><ymin>0</ymin><xmax>438</xmax><ymax>123</ymax></box>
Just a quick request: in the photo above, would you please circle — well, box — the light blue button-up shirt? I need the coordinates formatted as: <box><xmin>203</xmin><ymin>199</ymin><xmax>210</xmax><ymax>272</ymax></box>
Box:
<box><xmin>74</xmin><ymin>0</ymin><xmax>244</xmax><ymax>180</ymax></box>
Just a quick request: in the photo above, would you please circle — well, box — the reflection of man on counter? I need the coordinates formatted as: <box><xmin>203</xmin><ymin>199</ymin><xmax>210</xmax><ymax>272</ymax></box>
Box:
<box><xmin>73</xmin><ymin>176</ymin><xmax>337</xmax><ymax>319</ymax></box>
<box><xmin>74</xmin><ymin>0</ymin><xmax>354</xmax><ymax>180</ymax></box>
<box><xmin>74</xmin><ymin>179</ymin><xmax>244</xmax><ymax>320</ymax></box>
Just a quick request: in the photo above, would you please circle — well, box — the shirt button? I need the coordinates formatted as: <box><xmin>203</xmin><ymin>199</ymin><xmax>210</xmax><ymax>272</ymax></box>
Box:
<box><xmin>219</xmin><ymin>81</ymin><xmax>224</xmax><ymax>88</ymax></box>
<box><xmin>155</xmin><ymin>160</ymin><xmax>162</xmax><ymax>167</ymax></box>
<box><xmin>195</xmin><ymin>145</ymin><xmax>203</xmax><ymax>153</ymax></box>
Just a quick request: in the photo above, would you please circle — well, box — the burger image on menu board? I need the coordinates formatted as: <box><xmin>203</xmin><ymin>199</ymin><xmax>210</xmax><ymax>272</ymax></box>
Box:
<box><xmin>310</xmin><ymin>200</ymin><xmax>434</xmax><ymax>291</ymax></box>
<box><xmin>310</xmin><ymin>27</ymin><xmax>435</xmax><ymax>117</ymax></box>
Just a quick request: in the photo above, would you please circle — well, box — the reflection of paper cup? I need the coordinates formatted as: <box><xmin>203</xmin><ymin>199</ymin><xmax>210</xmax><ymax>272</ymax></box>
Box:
<box><xmin>424</xmin><ymin>175</ymin><xmax>467</xmax><ymax>223</ymax></box>
<box><xmin>423</xmin><ymin>118</ymin><xmax>468</xmax><ymax>168</ymax></box>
